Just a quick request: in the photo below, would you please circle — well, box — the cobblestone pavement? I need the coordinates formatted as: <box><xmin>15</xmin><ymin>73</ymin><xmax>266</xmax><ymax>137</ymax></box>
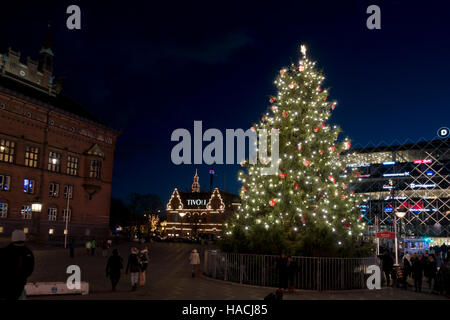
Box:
<box><xmin>24</xmin><ymin>241</ymin><xmax>446</xmax><ymax>300</ymax></box>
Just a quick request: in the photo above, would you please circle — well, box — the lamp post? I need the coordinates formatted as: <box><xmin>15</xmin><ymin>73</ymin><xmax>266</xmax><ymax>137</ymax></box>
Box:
<box><xmin>31</xmin><ymin>198</ymin><xmax>42</xmax><ymax>237</ymax></box>
<box><xmin>64</xmin><ymin>187</ymin><xmax>72</xmax><ymax>249</ymax></box>
<box><xmin>394</xmin><ymin>210</ymin><xmax>407</xmax><ymax>266</ymax></box>
<box><xmin>179</xmin><ymin>212</ymin><xmax>186</xmax><ymax>238</ymax></box>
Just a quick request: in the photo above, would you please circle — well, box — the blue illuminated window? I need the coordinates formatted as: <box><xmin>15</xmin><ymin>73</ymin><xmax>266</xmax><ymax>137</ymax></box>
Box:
<box><xmin>0</xmin><ymin>202</ymin><xmax>7</xmax><ymax>218</ymax></box>
<box><xmin>24</xmin><ymin>179</ymin><xmax>35</xmax><ymax>194</ymax></box>
<box><xmin>0</xmin><ymin>175</ymin><xmax>11</xmax><ymax>191</ymax></box>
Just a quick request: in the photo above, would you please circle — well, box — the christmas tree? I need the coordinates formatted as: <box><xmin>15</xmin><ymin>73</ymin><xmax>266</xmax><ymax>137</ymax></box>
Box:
<box><xmin>221</xmin><ymin>45</ymin><xmax>370</xmax><ymax>257</ymax></box>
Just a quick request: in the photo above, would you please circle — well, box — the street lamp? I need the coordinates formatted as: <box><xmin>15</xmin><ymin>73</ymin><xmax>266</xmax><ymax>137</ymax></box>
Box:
<box><xmin>393</xmin><ymin>210</ymin><xmax>407</xmax><ymax>266</ymax></box>
<box><xmin>179</xmin><ymin>212</ymin><xmax>186</xmax><ymax>238</ymax></box>
<box><xmin>31</xmin><ymin>198</ymin><xmax>42</xmax><ymax>237</ymax></box>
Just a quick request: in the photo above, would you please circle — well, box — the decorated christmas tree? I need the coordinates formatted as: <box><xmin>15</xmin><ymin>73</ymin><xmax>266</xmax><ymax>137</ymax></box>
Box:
<box><xmin>221</xmin><ymin>45</ymin><xmax>370</xmax><ymax>257</ymax></box>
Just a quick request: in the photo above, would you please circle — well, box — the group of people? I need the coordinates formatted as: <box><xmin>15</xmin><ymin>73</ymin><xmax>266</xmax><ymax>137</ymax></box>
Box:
<box><xmin>85</xmin><ymin>239</ymin><xmax>112</xmax><ymax>257</ymax></box>
<box><xmin>380</xmin><ymin>249</ymin><xmax>450</xmax><ymax>296</ymax></box>
<box><xmin>277</xmin><ymin>253</ymin><xmax>297</xmax><ymax>295</ymax></box>
<box><xmin>106</xmin><ymin>246</ymin><xmax>149</xmax><ymax>291</ymax></box>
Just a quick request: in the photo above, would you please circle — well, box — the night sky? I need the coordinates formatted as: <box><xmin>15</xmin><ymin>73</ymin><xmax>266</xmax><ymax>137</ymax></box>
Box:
<box><xmin>0</xmin><ymin>0</ymin><xmax>449</xmax><ymax>203</ymax></box>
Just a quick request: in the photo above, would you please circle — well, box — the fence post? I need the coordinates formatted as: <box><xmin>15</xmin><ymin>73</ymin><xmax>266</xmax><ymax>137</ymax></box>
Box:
<box><xmin>224</xmin><ymin>254</ymin><xmax>228</xmax><ymax>281</ymax></box>
<box><xmin>213</xmin><ymin>252</ymin><xmax>217</xmax><ymax>279</ymax></box>
<box><xmin>341</xmin><ymin>259</ymin><xmax>345</xmax><ymax>290</ymax></box>
<box><xmin>239</xmin><ymin>254</ymin><xmax>243</xmax><ymax>284</ymax></box>
<box><xmin>317</xmin><ymin>258</ymin><xmax>321</xmax><ymax>291</ymax></box>
<box><xmin>262</xmin><ymin>256</ymin><xmax>265</xmax><ymax>287</ymax></box>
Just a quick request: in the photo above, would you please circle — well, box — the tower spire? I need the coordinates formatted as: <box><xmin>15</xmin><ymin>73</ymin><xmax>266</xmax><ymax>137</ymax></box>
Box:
<box><xmin>38</xmin><ymin>24</ymin><xmax>54</xmax><ymax>73</ymax></box>
<box><xmin>191</xmin><ymin>169</ymin><xmax>200</xmax><ymax>192</ymax></box>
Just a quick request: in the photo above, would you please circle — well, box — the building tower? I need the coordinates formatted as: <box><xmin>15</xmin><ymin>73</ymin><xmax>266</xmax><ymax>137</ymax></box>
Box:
<box><xmin>38</xmin><ymin>24</ymin><xmax>54</xmax><ymax>73</ymax></box>
<box><xmin>191</xmin><ymin>169</ymin><xmax>200</xmax><ymax>192</ymax></box>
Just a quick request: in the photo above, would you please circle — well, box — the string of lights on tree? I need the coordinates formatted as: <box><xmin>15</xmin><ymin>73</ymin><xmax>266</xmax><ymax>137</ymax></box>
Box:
<box><xmin>225</xmin><ymin>45</ymin><xmax>366</xmax><ymax>246</ymax></box>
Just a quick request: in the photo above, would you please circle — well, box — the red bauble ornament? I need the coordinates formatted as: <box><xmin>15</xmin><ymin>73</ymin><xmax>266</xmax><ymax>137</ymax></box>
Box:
<box><xmin>319</xmin><ymin>149</ymin><xmax>324</xmax><ymax>155</ymax></box>
<box><xmin>328</xmin><ymin>175</ymin><xmax>335</xmax><ymax>183</ymax></box>
<box><xmin>272</xmin><ymin>105</ymin><xmax>278</xmax><ymax>112</ymax></box>
<box><xmin>280</xmin><ymin>68</ymin><xmax>287</xmax><ymax>75</ymax></box>
<box><xmin>262</xmin><ymin>115</ymin><xmax>266</xmax><ymax>122</ymax></box>
<box><xmin>301</xmin><ymin>216</ymin><xmax>306</xmax><ymax>224</ymax></box>
<box><xmin>321</xmin><ymin>123</ymin><xmax>325</xmax><ymax>128</ymax></box>
<box><xmin>330</xmin><ymin>145</ymin><xmax>336</xmax><ymax>152</ymax></box>
<box><xmin>344</xmin><ymin>141</ymin><xmax>351</xmax><ymax>150</ymax></box>
<box><xmin>242</xmin><ymin>186</ymin><xmax>247</xmax><ymax>192</ymax></box>
<box><xmin>282</xmin><ymin>111</ymin><xmax>287</xmax><ymax>118</ymax></box>
<box><xmin>250</xmin><ymin>126</ymin><xmax>256</xmax><ymax>132</ymax></box>
<box><xmin>270</xmin><ymin>97</ymin><xmax>276</xmax><ymax>103</ymax></box>
<box><xmin>314</xmin><ymin>127</ymin><xmax>319</xmax><ymax>132</ymax></box>
<box><xmin>298</xmin><ymin>143</ymin><xmax>302</xmax><ymax>151</ymax></box>
<box><xmin>269</xmin><ymin>200</ymin><xmax>276</xmax><ymax>206</ymax></box>
<box><xmin>341</xmin><ymin>194</ymin><xmax>347</xmax><ymax>200</ymax></box>
<box><xmin>318</xmin><ymin>87</ymin><xmax>322</xmax><ymax>92</ymax></box>
<box><xmin>294</xmin><ymin>183</ymin><xmax>299</xmax><ymax>190</ymax></box>
<box><xmin>303</xmin><ymin>159</ymin><xmax>310</xmax><ymax>166</ymax></box>
<box><xmin>289</xmin><ymin>82</ymin><xmax>295</xmax><ymax>89</ymax></box>
<box><xmin>344</xmin><ymin>222</ymin><xmax>350</xmax><ymax>228</ymax></box>
<box><xmin>332</xmin><ymin>103</ymin><xmax>336</xmax><ymax>110</ymax></box>
<box><xmin>280</xmin><ymin>173</ymin><xmax>287</xmax><ymax>179</ymax></box>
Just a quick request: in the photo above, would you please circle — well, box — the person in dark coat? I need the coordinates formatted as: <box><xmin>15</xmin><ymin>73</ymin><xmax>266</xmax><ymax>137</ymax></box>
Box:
<box><xmin>125</xmin><ymin>247</ymin><xmax>141</xmax><ymax>291</ymax></box>
<box><xmin>106</xmin><ymin>249</ymin><xmax>123</xmax><ymax>291</ymax></box>
<box><xmin>381</xmin><ymin>251</ymin><xmax>394</xmax><ymax>286</ymax></box>
<box><xmin>412</xmin><ymin>254</ymin><xmax>424</xmax><ymax>292</ymax></box>
<box><xmin>424</xmin><ymin>255</ymin><xmax>437</xmax><ymax>291</ymax></box>
<box><xmin>0</xmin><ymin>230</ymin><xmax>35</xmax><ymax>300</ymax></box>
<box><xmin>276</xmin><ymin>253</ymin><xmax>289</xmax><ymax>292</ymax></box>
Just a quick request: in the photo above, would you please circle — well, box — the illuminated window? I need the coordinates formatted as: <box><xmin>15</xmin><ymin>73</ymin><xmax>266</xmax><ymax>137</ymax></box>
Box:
<box><xmin>49</xmin><ymin>182</ymin><xmax>59</xmax><ymax>197</ymax></box>
<box><xmin>64</xmin><ymin>185</ymin><xmax>73</xmax><ymax>199</ymax></box>
<box><xmin>67</xmin><ymin>156</ymin><xmax>79</xmax><ymax>176</ymax></box>
<box><xmin>24</xmin><ymin>179</ymin><xmax>35</xmax><ymax>194</ymax></box>
<box><xmin>48</xmin><ymin>151</ymin><xmax>61</xmax><ymax>172</ymax></box>
<box><xmin>21</xmin><ymin>205</ymin><xmax>32</xmax><ymax>219</ymax></box>
<box><xmin>0</xmin><ymin>175</ymin><xmax>11</xmax><ymax>191</ymax></box>
<box><xmin>89</xmin><ymin>160</ymin><xmax>101</xmax><ymax>179</ymax></box>
<box><xmin>0</xmin><ymin>139</ymin><xmax>15</xmax><ymax>163</ymax></box>
<box><xmin>0</xmin><ymin>203</ymin><xmax>8</xmax><ymax>218</ymax></box>
<box><xmin>62</xmin><ymin>208</ymin><xmax>71</xmax><ymax>222</ymax></box>
<box><xmin>25</xmin><ymin>146</ymin><xmax>39</xmax><ymax>168</ymax></box>
<box><xmin>48</xmin><ymin>207</ymin><xmax>57</xmax><ymax>221</ymax></box>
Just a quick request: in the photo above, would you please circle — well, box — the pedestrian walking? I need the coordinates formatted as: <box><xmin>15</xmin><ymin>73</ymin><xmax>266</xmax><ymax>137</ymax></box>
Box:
<box><xmin>69</xmin><ymin>238</ymin><xmax>75</xmax><ymax>258</ymax></box>
<box><xmin>276</xmin><ymin>252</ymin><xmax>289</xmax><ymax>293</ymax></box>
<box><xmin>106</xmin><ymin>249</ymin><xmax>123</xmax><ymax>292</ymax></box>
<box><xmin>102</xmin><ymin>240</ymin><xmax>109</xmax><ymax>257</ymax></box>
<box><xmin>0</xmin><ymin>230</ymin><xmax>35</xmax><ymax>301</ymax></box>
<box><xmin>126</xmin><ymin>247</ymin><xmax>141</xmax><ymax>291</ymax></box>
<box><xmin>90</xmin><ymin>239</ymin><xmax>97</xmax><ymax>256</ymax></box>
<box><xmin>412</xmin><ymin>254</ymin><xmax>424</xmax><ymax>292</ymax></box>
<box><xmin>139</xmin><ymin>247</ymin><xmax>149</xmax><ymax>286</ymax></box>
<box><xmin>424</xmin><ymin>255</ymin><xmax>437</xmax><ymax>292</ymax></box>
<box><xmin>85</xmin><ymin>240</ymin><xmax>91</xmax><ymax>255</ymax></box>
<box><xmin>189</xmin><ymin>249</ymin><xmax>201</xmax><ymax>277</ymax></box>
<box><xmin>380</xmin><ymin>250</ymin><xmax>394</xmax><ymax>287</ymax></box>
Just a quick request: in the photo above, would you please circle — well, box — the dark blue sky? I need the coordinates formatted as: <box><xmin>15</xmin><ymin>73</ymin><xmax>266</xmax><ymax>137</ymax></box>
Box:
<box><xmin>1</xmin><ymin>0</ymin><xmax>449</xmax><ymax>203</ymax></box>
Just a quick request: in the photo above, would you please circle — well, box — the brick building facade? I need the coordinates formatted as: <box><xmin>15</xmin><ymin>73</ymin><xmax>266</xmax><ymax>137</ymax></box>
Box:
<box><xmin>0</xmin><ymin>28</ymin><xmax>119</xmax><ymax>241</ymax></box>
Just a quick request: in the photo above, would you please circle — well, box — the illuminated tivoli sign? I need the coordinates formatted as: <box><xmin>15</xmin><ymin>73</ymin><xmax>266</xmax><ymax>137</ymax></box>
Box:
<box><xmin>187</xmin><ymin>199</ymin><xmax>207</xmax><ymax>206</ymax></box>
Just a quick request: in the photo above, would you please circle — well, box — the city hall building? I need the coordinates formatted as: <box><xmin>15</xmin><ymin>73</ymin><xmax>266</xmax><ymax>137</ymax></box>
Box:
<box><xmin>0</xmin><ymin>28</ymin><xmax>119</xmax><ymax>240</ymax></box>
<box><xmin>166</xmin><ymin>170</ymin><xmax>241</xmax><ymax>238</ymax></box>
<box><xmin>343</xmin><ymin>138</ymin><xmax>450</xmax><ymax>252</ymax></box>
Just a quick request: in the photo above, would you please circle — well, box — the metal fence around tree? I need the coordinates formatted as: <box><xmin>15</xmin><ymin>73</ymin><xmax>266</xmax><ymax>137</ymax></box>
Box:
<box><xmin>204</xmin><ymin>250</ymin><xmax>378</xmax><ymax>291</ymax></box>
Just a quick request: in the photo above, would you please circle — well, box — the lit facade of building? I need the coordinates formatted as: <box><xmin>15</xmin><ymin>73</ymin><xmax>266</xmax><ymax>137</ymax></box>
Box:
<box><xmin>344</xmin><ymin>138</ymin><xmax>450</xmax><ymax>251</ymax></box>
<box><xmin>166</xmin><ymin>170</ymin><xmax>240</xmax><ymax>238</ymax></box>
<box><xmin>0</xmin><ymin>28</ymin><xmax>119</xmax><ymax>240</ymax></box>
